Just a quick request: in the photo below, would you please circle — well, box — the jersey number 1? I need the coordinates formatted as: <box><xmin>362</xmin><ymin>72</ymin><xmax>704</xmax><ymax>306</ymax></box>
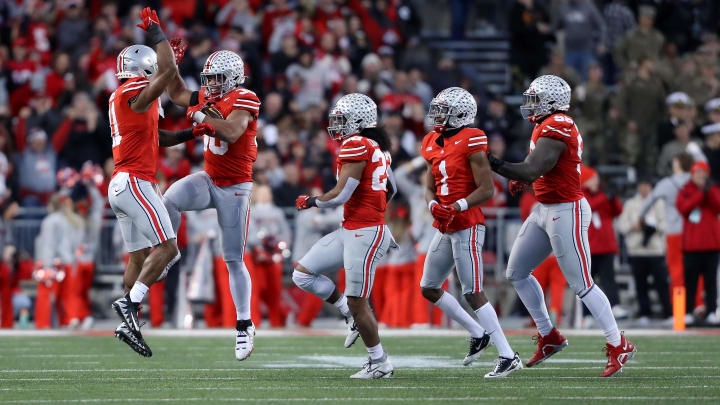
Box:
<box><xmin>438</xmin><ymin>160</ymin><xmax>449</xmax><ymax>195</ymax></box>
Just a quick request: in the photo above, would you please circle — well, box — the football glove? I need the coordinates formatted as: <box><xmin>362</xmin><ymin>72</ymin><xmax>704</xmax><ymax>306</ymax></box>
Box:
<box><xmin>430</xmin><ymin>201</ymin><xmax>454</xmax><ymax>223</ymax></box>
<box><xmin>170</xmin><ymin>38</ymin><xmax>187</xmax><ymax>65</ymax></box>
<box><xmin>296</xmin><ymin>195</ymin><xmax>317</xmax><ymax>210</ymax></box>
<box><xmin>508</xmin><ymin>180</ymin><xmax>531</xmax><ymax>197</ymax></box>
<box><xmin>192</xmin><ymin>123</ymin><xmax>215</xmax><ymax>137</ymax></box>
<box><xmin>136</xmin><ymin>7</ymin><xmax>161</xmax><ymax>31</ymax></box>
<box><xmin>186</xmin><ymin>104</ymin><xmax>205</xmax><ymax>123</ymax></box>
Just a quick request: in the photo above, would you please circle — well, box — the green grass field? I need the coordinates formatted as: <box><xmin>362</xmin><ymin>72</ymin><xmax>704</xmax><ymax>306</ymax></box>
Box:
<box><xmin>1</xmin><ymin>333</ymin><xmax>719</xmax><ymax>404</ymax></box>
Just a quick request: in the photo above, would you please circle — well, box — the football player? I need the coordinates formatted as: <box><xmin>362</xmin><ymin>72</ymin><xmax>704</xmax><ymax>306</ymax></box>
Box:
<box><xmin>421</xmin><ymin>87</ymin><xmax>521</xmax><ymax>378</ymax></box>
<box><xmin>489</xmin><ymin>75</ymin><xmax>637</xmax><ymax>377</ymax></box>
<box><xmin>108</xmin><ymin>8</ymin><xmax>215</xmax><ymax>356</ymax></box>
<box><xmin>164</xmin><ymin>48</ymin><xmax>260</xmax><ymax>361</ymax></box>
<box><xmin>294</xmin><ymin>93</ymin><xmax>397</xmax><ymax>379</ymax></box>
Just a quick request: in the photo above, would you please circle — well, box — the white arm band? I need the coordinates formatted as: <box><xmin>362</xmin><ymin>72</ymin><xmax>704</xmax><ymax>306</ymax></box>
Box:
<box><xmin>316</xmin><ymin>177</ymin><xmax>361</xmax><ymax>208</ymax></box>
<box><xmin>455</xmin><ymin>198</ymin><xmax>468</xmax><ymax>212</ymax></box>
<box><xmin>191</xmin><ymin>111</ymin><xmax>206</xmax><ymax>123</ymax></box>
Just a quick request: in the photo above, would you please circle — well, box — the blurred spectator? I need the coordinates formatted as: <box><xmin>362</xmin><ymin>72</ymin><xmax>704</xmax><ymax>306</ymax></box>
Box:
<box><xmin>639</xmin><ymin>153</ymin><xmax>693</xmax><ymax>299</ymax></box>
<box><xmin>56</xmin><ymin>0</ymin><xmax>91</xmax><ymax>59</ymax></box>
<box><xmin>7</xmin><ymin>38</ymin><xmax>41</xmax><ymax>116</ymax></box>
<box><xmin>613</xmin><ymin>5</ymin><xmax>664</xmax><ymax>70</ymax></box>
<box><xmin>14</xmin><ymin>128</ymin><xmax>56</xmax><ymax>206</ymax></box>
<box><xmin>508</xmin><ymin>0</ymin><xmax>552</xmax><ymax>80</ymax></box>
<box><xmin>216</xmin><ymin>0</ymin><xmax>258</xmax><ymax>40</ymax></box>
<box><xmin>701</xmin><ymin>123</ymin><xmax>720</xmax><ymax>183</ymax></box>
<box><xmin>582</xmin><ymin>167</ymin><xmax>627</xmax><ymax>320</ymax></box>
<box><xmin>617</xmin><ymin>178</ymin><xmax>672</xmax><ymax>324</ymax></box>
<box><xmin>54</xmin><ymin>92</ymin><xmax>111</xmax><ymax>170</ymax></box>
<box><xmin>247</xmin><ymin>184</ymin><xmax>291</xmax><ymax>327</ymax></box>
<box><xmin>658</xmin><ymin>92</ymin><xmax>696</xmax><ymax>151</ymax></box>
<box><xmin>539</xmin><ymin>48</ymin><xmax>581</xmax><ymax>90</ymax></box>
<box><xmin>616</xmin><ymin>56</ymin><xmax>665</xmax><ymax>174</ymax></box>
<box><xmin>553</xmin><ymin>0</ymin><xmax>606</xmax><ymax>80</ymax></box>
<box><xmin>602</xmin><ymin>0</ymin><xmax>635</xmax><ymax>82</ymax></box>
<box><xmin>657</xmin><ymin>121</ymin><xmax>703</xmax><ymax>177</ymax></box>
<box><xmin>573</xmin><ymin>62</ymin><xmax>609</xmax><ymax>165</ymax></box>
<box><xmin>705</xmin><ymin>98</ymin><xmax>720</xmax><ymax>125</ymax></box>
<box><xmin>273</xmin><ymin>163</ymin><xmax>307</xmax><ymax>208</ymax></box>
<box><xmin>407</xmin><ymin>68</ymin><xmax>433</xmax><ymax>107</ymax></box>
<box><xmin>676</xmin><ymin>161</ymin><xmax>720</xmax><ymax>324</ymax></box>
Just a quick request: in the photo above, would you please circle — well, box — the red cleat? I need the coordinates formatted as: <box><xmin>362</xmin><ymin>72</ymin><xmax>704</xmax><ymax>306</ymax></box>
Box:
<box><xmin>525</xmin><ymin>327</ymin><xmax>568</xmax><ymax>367</ymax></box>
<box><xmin>601</xmin><ymin>334</ymin><xmax>637</xmax><ymax>377</ymax></box>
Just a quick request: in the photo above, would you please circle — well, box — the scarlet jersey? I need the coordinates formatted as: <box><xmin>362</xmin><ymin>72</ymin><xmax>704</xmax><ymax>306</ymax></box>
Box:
<box><xmin>530</xmin><ymin>113</ymin><xmax>584</xmax><ymax>204</ymax></box>
<box><xmin>196</xmin><ymin>87</ymin><xmax>260</xmax><ymax>186</ymax></box>
<box><xmin>109</xmin><ymin>77</ymin><xmax>159</xmax><ymax>182</ymax></box>
<box><xmin>337</xmin><ymin>136</ymin><xmax>391</xmax><ymax>230</ymax></box>
<box><xmin>421</xmin><ymin>127</ymin><xmax>488</xmax><ymax>232</ymax></box>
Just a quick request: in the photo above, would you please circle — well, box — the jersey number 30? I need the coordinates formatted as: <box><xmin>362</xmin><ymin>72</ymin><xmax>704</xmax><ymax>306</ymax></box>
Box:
<box><xmin>204</xmin><ymin>135</ymin><xmax>228</xmax><ymax>155</ymax></box>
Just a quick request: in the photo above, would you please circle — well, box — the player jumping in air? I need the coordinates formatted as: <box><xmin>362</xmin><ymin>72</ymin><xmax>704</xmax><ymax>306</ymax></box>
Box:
<box><xmin>489</xmin><ymin>75</ymin><xmax>637</xmax><ymax>377</ymax></box>
<box><xmin>294</xmin><ymin>93</ymin><xmax>398</xmax><ymax>379</ymax></box>
<box><xmin>109</xmin><ymin>8</ymin><xmax>215</xmax><ymax>356</ymax></box>
<box><xmin>421</xmin><ymin>87</ymin><xmax>521</xmax><ymax>378</ymax></box>
<box><xmin>164</xmin><ymin>47</ymin><xmax>260</xmax><ymax>360</ymax></box>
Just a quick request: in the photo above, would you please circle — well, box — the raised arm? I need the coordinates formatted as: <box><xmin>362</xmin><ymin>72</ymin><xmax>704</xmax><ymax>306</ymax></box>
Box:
<box><xmin>489</xmin><ymin>137</ymin><xmax>567</xmax><ymax>182</ymax></box>
<box><xmin>198</xmin><ymin>108</ymin><xmax>252</xmax><ymax>144</ymax></box>
<box><xmin>130</xmin><ymin>8</ymin><xmax>178</xmax><ymax>113</ymax></box>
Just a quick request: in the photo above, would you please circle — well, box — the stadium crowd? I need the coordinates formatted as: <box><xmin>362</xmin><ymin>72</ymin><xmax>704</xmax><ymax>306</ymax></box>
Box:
<box><xmin>0</xmin><ymin>0</ymin><xmax>719</xmax><ymax>329</ymax></box>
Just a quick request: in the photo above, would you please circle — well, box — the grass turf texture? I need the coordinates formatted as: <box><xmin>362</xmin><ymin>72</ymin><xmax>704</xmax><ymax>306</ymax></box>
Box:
<box><xmin>0</xmin><ymin>334</ymin><xmax>718</xmax><ymax>404</ymax></box>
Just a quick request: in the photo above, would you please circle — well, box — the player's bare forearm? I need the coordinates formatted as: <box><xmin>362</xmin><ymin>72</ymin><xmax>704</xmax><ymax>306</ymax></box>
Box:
<box><xmin>132</xmin><ymin>68</ymin><xmax>177</xmax><ymax>112</ymax></box>
<box><xmin>167</xmin><ymin>71</ymin><xmax>191</xmax><ymax>107</ymax></box>
<box><xmin>155</xmin><ymin>39</ymin><xmax>175</xmax><ymax>75</ymax></box>
<box><xmin>317</xmin><ymin>162</ymin><xmax>365</xmax><ymax>202</ymax></box>
<box><xmin>204</xmin><ymin>110</ymin><xmax>251</xmax><ymax>143</ymax></box>
<box><xmin>491</xmin><ymin>137</ymin><xmax>566</xmax><ymax>182</ymax></box>
<box><xmin>424</xmin><ymin>165</ymin><xmax>438</xmax><ymax>204</ymax></box>
<box><xmin>159</xmin><ymin>128</ymin><xmax>194</xmax><ymax>147</ymax></box>
<box><xmin>460</xmin><ymin>152</ymin><xmax>494</xmax><ymax>209</ymax></box>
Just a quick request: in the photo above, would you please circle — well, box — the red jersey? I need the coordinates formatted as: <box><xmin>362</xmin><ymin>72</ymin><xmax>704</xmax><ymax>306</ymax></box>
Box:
<box><xmin>337</xmin><ymin>136</ymin><xmax>391</xmax><ymax>230</ymax></box>
<box><xmin>421</xmin><ymin>127</ymin><xmax>488</xmax><ymax>232</ymax></box>
<box><xmin>110</xmin><ymin>77</ymin><xmax>159</xmax><ymax>182</ymax></box>
<box><xmin>197</xmin><ymin>87</ymin><xmax>260</xmax><ymax>186</ymax></box>
<box><xmin>531</xmin><ymin>113</ymin><xmax>584</xmax><ymax>204</ymax></box>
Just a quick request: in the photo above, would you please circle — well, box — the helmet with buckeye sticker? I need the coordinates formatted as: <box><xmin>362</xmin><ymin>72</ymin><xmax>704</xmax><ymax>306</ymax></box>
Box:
<box><xmin>201</xmin><ymin>50</ymin><xmax>245</xmax><ymax>100</ymax></box>
<box><xmin>520</xmin><ymin>75</ymin><xmax>571</xmax><ymax>123</ymax></box>
<box><xmin>328</xmin><ymin>93</ymin><xmax>377</xmax><ymax>141</ymax></box>
<box><xmin>116</xmin><ymin>45</ymin><xmax>158</xmax><ymax>79</ymax></box>
<box><xmin>426</xmin><ymin>87</ymin><xmax>477</xmax><ymax>133</ymax></box>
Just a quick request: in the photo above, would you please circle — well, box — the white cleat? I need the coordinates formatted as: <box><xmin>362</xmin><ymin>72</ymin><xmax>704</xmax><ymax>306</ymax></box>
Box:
<box><xmin>235</xmin><ymin>324</ymin><xmax>255</xmax><ymax>361</ymax></box>
<box><xmin>484</xmin><ymin>353</ymin><xmax>522</xmax><ymax>379</ymax></box>
<box><xmin>350</xmin><ymin>354</ymin><xmax>394</xmax><ymax>379</ymax></box>
<box><xmin>344</xmin><ymin>316</ymin><xmax>360</xmax><ymax>348</ymax></box>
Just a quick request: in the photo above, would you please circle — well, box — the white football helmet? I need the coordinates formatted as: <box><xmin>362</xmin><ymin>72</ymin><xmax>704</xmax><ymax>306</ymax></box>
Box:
<box><xmin>116</xmin><ymin>45</ymin><xmax>158</xmax><ymax>79</ymax></box>
<box><xmin>520</xmin><ymin>75</ymin><xmax>571</xmax><ymax>122</ymax></box>
<box><xmin>427</xmin><ymin>87</ymin><xmax>477</xmax><ymax>132</ymax></box>
<box><xmin>201</xmin><ymin>50</ymin><xmax>245</xmax><ymax>99</ymax></box>
<box><xmin>328</xmin><ymin>93</ymin><xmax>377</xmax><ymax>141</ymax></box>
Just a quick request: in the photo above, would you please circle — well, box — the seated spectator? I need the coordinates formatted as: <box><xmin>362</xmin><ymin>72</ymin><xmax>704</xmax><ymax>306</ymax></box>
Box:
<box><xmin>676</xmin><ymin>161</ymin><xmax>720</xmax><ymax>325</ymax></box>
<box><xmin>15</xmin><ymin>128</ymin><xmax>56</xmax><ymax>206</ymax></box>
<box><xmin>617</xmin><ymin>178</ymin><xmax>672</xmax><ymax>324</ymax></box>
<box><xmin>657</xmin><ymin>121</ymin><xmax>703</xmax><ymax>176</ymax></box>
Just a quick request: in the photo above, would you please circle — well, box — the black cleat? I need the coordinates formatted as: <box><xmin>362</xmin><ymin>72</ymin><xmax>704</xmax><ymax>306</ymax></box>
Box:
<box><xmin>463</xmin><ymin>333</ymin><xmax>492</xmax><ymax>366</ymax></box>
<box><xmin>484</xmin><ymin>353</ymin><xmax>523</xmax><ymax>378</ymax></box>
<box><xmin>112</xmin><ymin>293</ymin><xmax>141</xmax><ymax>335</ymax></box>
<box><xmin>115</xmin><ymin>323</ymin><xmax>152</xmax><ymax>357</ymax></box>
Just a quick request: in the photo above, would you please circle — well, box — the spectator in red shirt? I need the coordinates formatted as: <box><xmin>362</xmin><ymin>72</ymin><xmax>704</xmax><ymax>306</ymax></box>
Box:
<box><xmin>44</xmin><ymin>53</ymin><xmax>72</xmax><ymax>106</ymax></box>
<box><xmin>582</xmin><ymin>166</ymin><xmax>628</xmax><ymax>319</ymax></box>
<box><xmin>676</xmin><ymin>161</ymin><xmax>720</xmax><ymax>324</ymax></box>
<box><xmin>7</xmin><ymin>38</ymin><xmax>39</xmax><ymax>116</ymax></box>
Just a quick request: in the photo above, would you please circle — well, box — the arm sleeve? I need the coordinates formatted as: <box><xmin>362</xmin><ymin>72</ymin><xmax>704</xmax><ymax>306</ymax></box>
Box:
<box><xmin>233</xmin><ymin>90</ymin><xmax>261</xmax><ymax>119</ymax></box>
<box><xmin>189</xmin><ymin>91</ymin><xmax>200</xmax><ymax>106</ymax></box>
<box><xmin>316</xmin><ymin>177</ymin><xmax>361</xmax><ymax>208</ymax></box>
<box><xmin>337</xmin><ymin>138</ymin><xmax>370</xmax><ymax>163</ymax></box>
